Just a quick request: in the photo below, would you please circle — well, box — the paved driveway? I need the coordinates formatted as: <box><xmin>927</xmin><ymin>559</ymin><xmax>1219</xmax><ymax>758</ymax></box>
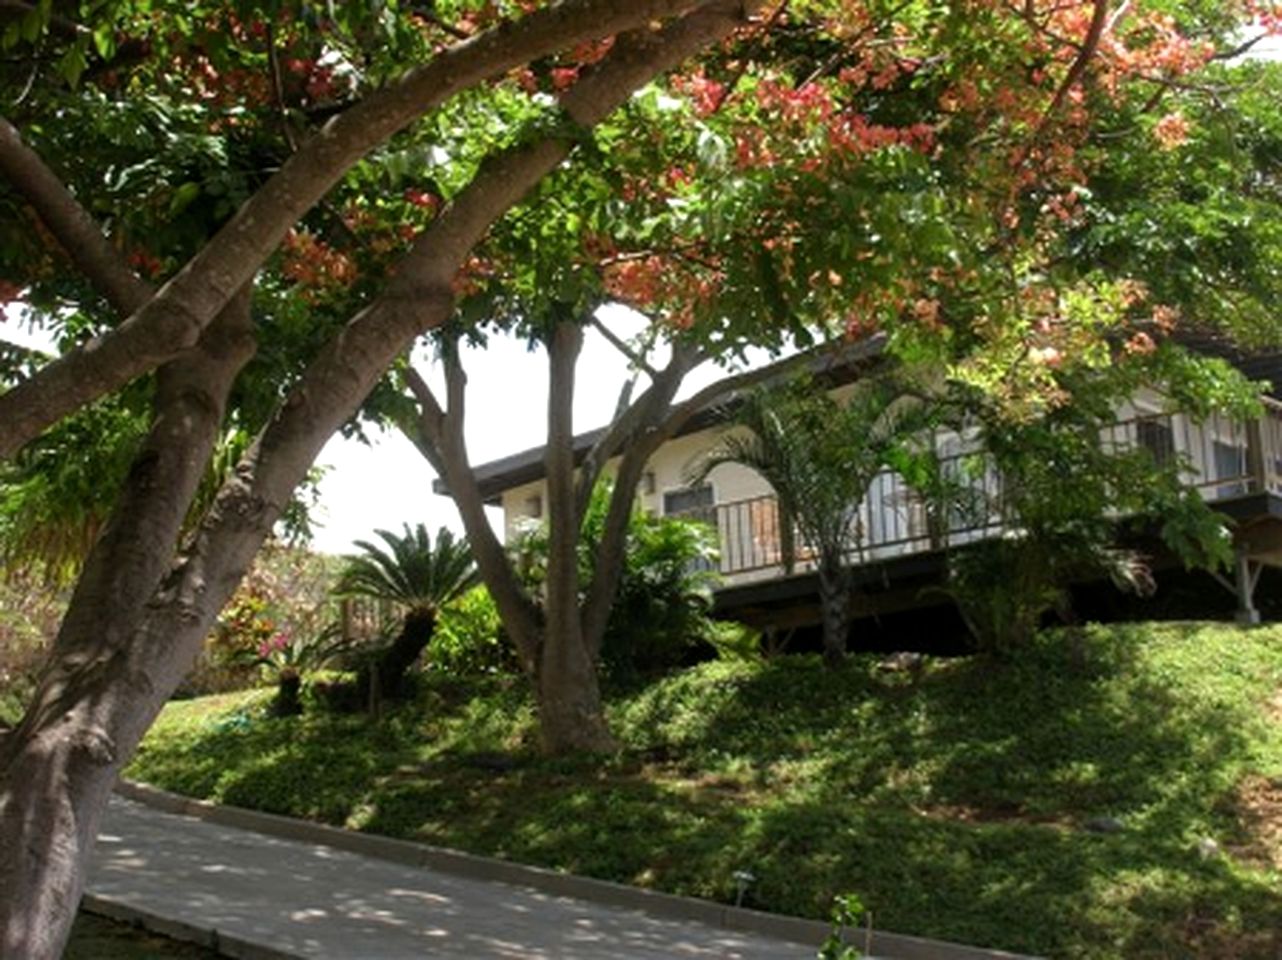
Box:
<box><xmin>89</xmin><ymin>796</ymin><xmax>816</xmax><ymax>959</ymax></box>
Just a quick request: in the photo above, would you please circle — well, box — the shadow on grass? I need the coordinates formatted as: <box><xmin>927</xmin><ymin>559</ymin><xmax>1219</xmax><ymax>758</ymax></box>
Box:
<box><xmin>610</xmin><ymin>623</ymin><xmax>1282</xmax><ymax>957</ymax></box>
<box><xmin>131</xmin><ymin>624</ymin><xmax>1282</xmax><ymax>959</ymax></box>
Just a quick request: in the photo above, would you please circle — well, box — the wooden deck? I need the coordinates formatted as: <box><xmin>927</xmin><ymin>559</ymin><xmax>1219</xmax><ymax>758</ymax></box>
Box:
<box><xmin>677</xmin><ymin>403</ymin><xmax>1282</xmax><ymax>627</ymax></box>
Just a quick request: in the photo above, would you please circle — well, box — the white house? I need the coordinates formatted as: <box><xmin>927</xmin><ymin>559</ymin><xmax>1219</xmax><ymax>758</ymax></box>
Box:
<box><xmin>439</xmin><ymin>340</ymin><xmax>1282</xmax><ymax>626</ymax></box>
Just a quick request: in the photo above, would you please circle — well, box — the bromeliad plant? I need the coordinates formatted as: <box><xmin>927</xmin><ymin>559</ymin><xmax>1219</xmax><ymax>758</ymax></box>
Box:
<box><xmin>238</xmin><ymin>629</ymin><xmax>350</xmax><ymax>716</ymax></box>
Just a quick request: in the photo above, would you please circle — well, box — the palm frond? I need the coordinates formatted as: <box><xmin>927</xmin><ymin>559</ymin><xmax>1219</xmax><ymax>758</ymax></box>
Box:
<box><xmin>336</xmin><ymin>524</ymin><xmax>478</xmax><ymax>613</ymax></box>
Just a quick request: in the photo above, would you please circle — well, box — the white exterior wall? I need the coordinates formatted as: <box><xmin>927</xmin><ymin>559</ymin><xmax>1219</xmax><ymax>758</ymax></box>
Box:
<box><xmin>493</xmin><ymin>388</ymin><xmax>1267</xmax><ymax>584</ymax></box>
<box><xmin>497</xmin><ymin>424</ymin><xmax>771</xmax><ymax>543</ymax></box>
<box><xmin>1113</xmin><ymin>388</ymin><xmax>1253</xmax><ymax>497</ymax></box>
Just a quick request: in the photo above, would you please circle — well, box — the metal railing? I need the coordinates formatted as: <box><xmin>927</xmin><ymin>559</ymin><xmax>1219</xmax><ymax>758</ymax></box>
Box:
<box><xmin>675</xmin><ymin>402</ymin><xmax>1282</xmax><ymax>580</ymax></box>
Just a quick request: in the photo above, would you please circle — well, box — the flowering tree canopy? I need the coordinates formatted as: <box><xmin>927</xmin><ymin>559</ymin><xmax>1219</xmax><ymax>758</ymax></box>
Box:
<box><xmin>0</xmin><ymin>2</ymin><xmax>1280</xmax><ymax>957</ymax></box>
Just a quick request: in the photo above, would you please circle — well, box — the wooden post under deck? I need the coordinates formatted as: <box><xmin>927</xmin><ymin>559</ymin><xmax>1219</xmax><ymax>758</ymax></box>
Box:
<box><xmin>1233</xmin><ymin>548</ymin><xmax>1262</xmax><ymax>625</ymax></box>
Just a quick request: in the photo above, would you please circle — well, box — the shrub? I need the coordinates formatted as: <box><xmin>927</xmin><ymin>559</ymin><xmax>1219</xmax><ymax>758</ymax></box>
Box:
<box><xmin>601</xmin><ymin>508</ymin><xmax>720</xmax><ymax>679</ymax></box>
<box><xmin>182</xmin><ymin>541</ymin><xmax>343</xmax><ymax>697</ymax></box>
<box><xmin>430</xmin><ymin>586</ymin><xmax>519</xmax><ymax>678</ymax></box>
<box><xmin>704</xmin><ymin>620</ymin><xmax>762</xmax><ymax>663</ymax></box>
<box><xmin>0</xmin><ymin>572</ymin><xmax>66</xmax><ymax>725</ymax></box>
<box><xmin>511</xmin><ymin>481</ymin><xmax>721</xmax><ymax>679</ymax></box>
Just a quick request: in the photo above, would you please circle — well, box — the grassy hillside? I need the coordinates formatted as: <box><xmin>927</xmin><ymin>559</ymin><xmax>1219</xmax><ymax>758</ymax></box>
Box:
<box><xmin>128</xmin><ymin>622</ymin><xmax>1282</xmax><ymax>959</ymax></box>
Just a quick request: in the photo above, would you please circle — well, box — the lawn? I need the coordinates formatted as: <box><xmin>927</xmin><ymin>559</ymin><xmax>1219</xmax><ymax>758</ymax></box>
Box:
<box><xmin>127</xmin><ymin>622</ymin><xmax>1282</xmax><ymax>959</ymax></box>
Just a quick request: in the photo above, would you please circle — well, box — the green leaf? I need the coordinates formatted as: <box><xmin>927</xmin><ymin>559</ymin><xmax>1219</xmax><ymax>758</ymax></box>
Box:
<box><xmin>168</xmin><ymin>182</ymin><xmax>202</xmax><ymax>217</ymax></box>
<box><xmin>92</xmin><ymin>24</ymin><xmax>116</xmax><ymax>61</ymax></box>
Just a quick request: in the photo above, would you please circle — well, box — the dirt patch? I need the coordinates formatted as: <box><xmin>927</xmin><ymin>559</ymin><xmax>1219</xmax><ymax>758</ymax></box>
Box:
<box><xmin>1174</xmin><ymin>912</ymin><xmax>1282</xmax><ymax>960</ymax></box>
<box><xmin>1266</xmin><ymin>688</ymin><xmax>1282</xmax><ymax>724</ymax></box>
<box><xmin>910</xmin><ymin>801</ymin><xmax>1072</xmax><ymax>830</ymax></box>
<box><xmin>1227</xmin><ymin>774</ymin><xmax>1282</xmax><ymax>872</ymax></box>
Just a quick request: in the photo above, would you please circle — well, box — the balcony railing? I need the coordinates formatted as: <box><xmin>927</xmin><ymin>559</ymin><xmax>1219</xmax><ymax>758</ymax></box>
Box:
<box><xmin>675</xmin><ymin>400</ymin><xmax>1282</xmax><ymax>581</ymax></box>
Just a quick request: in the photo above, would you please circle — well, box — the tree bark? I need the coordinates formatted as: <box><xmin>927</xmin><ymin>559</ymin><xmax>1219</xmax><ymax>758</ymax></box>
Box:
<box><xmin>536</xmin><ymin>623</ymin><xmax>613</xmax><ymax>753</ymax></box>
<box><xmin>818</xmin><ymin>557</ymin><xmax>851</xmax><ymax>669</ymax></box>
<box><xmin>0</xmin><ymin>289</ymin><xmax>255</xmax><ymax>960</ymax></box>
<box><xmin>370</xmin><ymin>609</ymin><xmax>438</xmax><ymax>700</ymax></box>
<box><xmin>402</xmin><ymin>361</ymin><xmax>544</xmax><ymax>671</ymax></box>
<box><xmin>537</xmin><ymin>322</ymin><xmax>617</xmax><ymax>752</ymax></box>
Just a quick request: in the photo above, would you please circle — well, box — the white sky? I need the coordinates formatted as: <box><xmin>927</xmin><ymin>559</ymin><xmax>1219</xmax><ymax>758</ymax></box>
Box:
<box><xmin>312</xmin><ymin>305</ymin><xmax>656</xmax><ymax>554</ymax></box>
<box><xmin>312</xmin><ymin>304</ymin><xmax>770</xmax><ymax>554</ymax></box>
<box><xmin>1</xmin><ymin>303</ymin><xmax>749</xmax><ymax>556</ymax></box>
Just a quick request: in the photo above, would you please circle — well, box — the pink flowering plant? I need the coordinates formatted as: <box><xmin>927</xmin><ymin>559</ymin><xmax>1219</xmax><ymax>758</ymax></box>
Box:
<box><xmin>238</xmin><ymin>628</ymin><xmax>348</xmax><ymax>716</ymax></box>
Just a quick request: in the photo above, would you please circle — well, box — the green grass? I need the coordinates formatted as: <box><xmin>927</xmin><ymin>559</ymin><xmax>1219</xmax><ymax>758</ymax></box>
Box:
<box><xmin>128</xmin><ymin>622</ymin><xmax>1282</xmax><ymax>959</ymax></box>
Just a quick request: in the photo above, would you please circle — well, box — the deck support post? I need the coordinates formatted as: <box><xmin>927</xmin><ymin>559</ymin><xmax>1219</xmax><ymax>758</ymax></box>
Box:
<box><xmin>1210</xmin><ymin>546</ymin><xmax>1264</xmax><ymax>625</ymax></box>
<box><xmin>1234</xmin><ymin>548</ymin><xmax>1261</xmax><ymax>625</ymax></box>
<box><xmin>1246</xmin><ymin>418</ymin><xmax>1268</xmax><ymax>494</ymax></box>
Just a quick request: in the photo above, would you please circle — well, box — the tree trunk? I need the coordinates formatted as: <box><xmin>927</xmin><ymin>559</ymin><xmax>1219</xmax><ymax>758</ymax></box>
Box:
<box><xmin>538</xmin><ymin>321</ymin><xmax>616</xmax><ymax>754</ymax></box>
<box><xmin>0</xmin><ymin>293</ymin><xmax>254</xmax><ymax>960</ymax></box>
<box><xmin>0</xmin><ymin>584</ymin><xmax>233</xmax><ymax>960</ymax></box>
<box><xmin>818</xmin><ymin>558</ymin><xmax>851</xmax><ymax>669</ymax></box>
<box><xmin>275</xmin><ymin>669</ymin><xmax>303</xmax><ymax>716</ymax></box>
<box><xmin>371</xmin><ymin>609</ymin><xmax>437</xmax><ymax>700</ymax></box>
<box><xmin>536</xmin><ymin>621</ymin><xmax>615</xmax><ymax>754</ymax></box>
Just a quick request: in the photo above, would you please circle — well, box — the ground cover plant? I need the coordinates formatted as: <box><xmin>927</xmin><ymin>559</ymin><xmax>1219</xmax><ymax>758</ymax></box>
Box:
<box><xmin>128</xmin><ymin>621</ymin><xmax>1282</xmax><ymax>960</ymax></box>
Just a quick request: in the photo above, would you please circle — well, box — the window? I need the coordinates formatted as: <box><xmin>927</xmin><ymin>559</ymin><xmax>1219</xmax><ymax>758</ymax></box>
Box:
<box><xmin>1136</xmin><ymin>418</ymin><xmax>1175</xmax><ymax>467</ymax></box>
<box><xmin>662</xmin><ymin>484</ymin><xmax>714</xmax><ymax>517</ymax></box>
<box><xmin>523</xmin><ymin>494</ymin><xmax>543</xmax><ymax>519</ymax></box>
<box><xmin>662</xmin><ymin>484</ymin><xmax>717</xmax><ymax>572</ymax></box>
<box><xmin>1213</xmin><ymin>440</ymin><xmax>1247</xmax><ymax>499</ymax></box>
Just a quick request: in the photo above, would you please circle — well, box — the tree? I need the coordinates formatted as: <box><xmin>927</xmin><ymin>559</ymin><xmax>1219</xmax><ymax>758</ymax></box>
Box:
<box><xmin>937</xmin><ymin>363</ymin><xmax>1252</xmax><ymax>658</ymax></box>
<box><xmin>400</xmin><ymin>323</ymin><xmax>836</xmax><ymax>749</ymax></box>
<box><xmin>0</xmin><ymin>3</ymin><xmax>1278</xmax><ymax>955</ymax></box>
<box><xmin>502</xmin><ymin>478</ymin><xmax>722</xmax><ymax>679</ymax></box>
<box><xmin>694</xmin><ymin>375</ymin><xmax>933</xmax><ymax>666</ymax></box>
<box><xmin>0</xmin><ymin>4</ymin><xmax>760</xmax><ymax>954</ymax></box>
<box><xmin>336</xmin><ymin>524</ymin><xmax>477</xmax><ymax>701</ymax></box>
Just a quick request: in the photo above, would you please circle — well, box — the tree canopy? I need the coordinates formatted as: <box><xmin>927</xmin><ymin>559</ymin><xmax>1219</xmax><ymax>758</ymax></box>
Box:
<box><xmin>2</xmin><ymin>3</ymin><xmax>1281</xmax><ymax>955</ymax></box>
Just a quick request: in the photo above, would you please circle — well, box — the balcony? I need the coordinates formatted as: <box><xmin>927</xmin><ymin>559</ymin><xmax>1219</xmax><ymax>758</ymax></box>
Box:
<box><xmin>676</xmin><ymin>401</ymin><xmax>1282</xmax><ymax>583</ymax></box>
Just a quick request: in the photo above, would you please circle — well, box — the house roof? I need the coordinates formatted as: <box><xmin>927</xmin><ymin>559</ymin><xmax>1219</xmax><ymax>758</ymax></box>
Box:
<box><xmin>432</xmin><ymin>328</ymin><xmax>1282</xmax><ymax>506</ymax></box>
<box><xmin>431</xmin><ymin>335</ymin><xmax>890</xmax><ymax>504</ymax></box>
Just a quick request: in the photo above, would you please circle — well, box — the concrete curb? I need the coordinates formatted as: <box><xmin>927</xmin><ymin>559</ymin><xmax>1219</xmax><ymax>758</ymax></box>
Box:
<box><xmin>114</xmin><ymin>779</ymin><xmax>1042</xmax><ymax>960</ymax></box>
<box><xmin>81</xmin><ymin>893</ymin><xmax>302</xmax><ymax>960</ymax></box>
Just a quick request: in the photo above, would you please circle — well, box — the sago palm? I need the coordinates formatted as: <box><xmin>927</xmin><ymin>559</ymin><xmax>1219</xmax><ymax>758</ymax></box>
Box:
<box><xmin>336</xmin><ymin>524</ymin><xmax>477</xmax><ymax>698</ymax></box>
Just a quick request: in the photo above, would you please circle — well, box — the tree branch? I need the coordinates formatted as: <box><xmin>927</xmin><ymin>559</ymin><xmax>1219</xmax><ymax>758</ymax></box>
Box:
<box><xmin>265</xmin><ymin>23</ymin><xmax>300</xmax><ymax>153</ymax></box>
<box><xmin>573</xmin><ymin>342</ymin><xmax>697</xmax><ymax>518</ymax></box>
<box><xmin>174</xmin><ymin>5</ymin><xmax>756</xmax><ymax>672</ymax></box>
<box><xmin>0</xmin><ymin>115</ymin><xmax>151</xmax><ymax>316</ymax></box>
<box><xmin>1212</xmin><ymin>32</ymin><xmax>1272</xmax><ymax>62</ymax></box>
<box><xmin>1037</xmin><ymin>0</ymin><xmax>1110</xmax><ymax>136</ymax></box>
<box><xmin>578</xmin><ymin>351</ymin><xmax>692</xmax><ymax>648</ymax></box>
<box><xmin>401</xmin><ymin>363</ymin><xmax>543</xmax><ymax>663</ymax></box>
<box><xmin>589</xmin><ymin>313</ymin><xmax>658</xmax><ymax>378</ymax></box>
<box><xmin>0</xmin><ymin>0</ymin><xmax>734</xmax><ymax>460</ymax></box>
